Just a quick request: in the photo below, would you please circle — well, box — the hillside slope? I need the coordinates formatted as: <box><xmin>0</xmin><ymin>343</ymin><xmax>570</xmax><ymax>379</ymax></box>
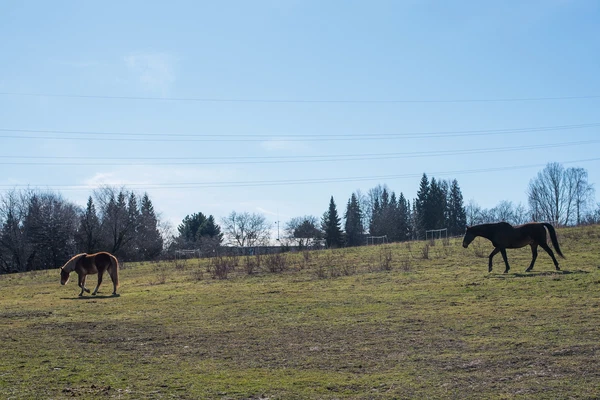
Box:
<box><xmin>1</xmin><ymin>225</ymin><xmax>599</xmax><ymax>399</ymax></box>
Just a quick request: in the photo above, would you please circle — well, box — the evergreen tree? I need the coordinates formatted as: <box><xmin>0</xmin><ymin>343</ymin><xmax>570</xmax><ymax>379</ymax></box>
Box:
<box><xmin>322</xmin><ymin>196</ymin><xmax>344</xmax><ymax>248</ymax></box>
<box><xmin>23</xmin><ymin>193</ymin><xmax>78</xmax><ymax>270</ymax></box>
<box><xmin>387</xmin><ymin>192</ymin><xmax>399</xmax><ymax>241</ymax></box>
<box><xmin>176</xmin><ymin>212</ymin><xmax>222</xmax><ymax>254</ymax></box>
<box><xmin>447</xmin><ymin>179</ymin><xmax>467</xmax><ymax>236</ymax></box>
<box><xmin>178</xmin><ymin>212</ymin><xmax>208</xmax><ymax>243</ymax></box>
<box><xmin>427</xmin><ymin>178</ymin><xmax>447</xmax><ymax>230</ymax></box>
<box><xmin>286</xmin><ymin>216</ymin><xmax>322</xmax><ymax>248</ymax></box>
<box><xmin>397</xmin><ymin>192</ymin><xmax>410</xmax><ymax>241</ymax></box>
<box><xmin>100</xmin><ymin>189</ymin><xmax>134</xmax><ymax>256</ymax></box>
<box><xmin>369</xmin><ymin>197</ymin><xmax>381</xmax><ymax>235</ymax></box>
<box><xmin>344</xmin><ymin>193</ymin><xmax>364</xmax><ymax>247</ymax></box>
<box><xmin>76</xmin><ymin>196</ymin><xmax>101</xmax><ymax>253</ymax></box>
<box><xmin>138</xmin><ymin>193</ymin><xmax>163</xmax><ymax>260</ymax></box>
<box><xmin>124</xmin><ymin>192</ymin><xmax>141</xmax><ymax>259</ymax></box>
<box><xmin>381</xmin><ymin>188</ymin><xmax>390</xmax><ymax>209</ymax></box>
<box><xmin>203</xmin><ymin>215</ymin><xmax>223</xmax><ymax>242</ymax></box>
<box><xmin>415</xmin><ymin>173</ymin><xmax>430</xmax><ymax>239</ymax></box>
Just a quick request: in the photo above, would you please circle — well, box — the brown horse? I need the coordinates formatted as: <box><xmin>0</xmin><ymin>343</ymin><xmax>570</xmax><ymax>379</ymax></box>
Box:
<box><xmin>60</xmin><ymin>252</ymin><xmax>119</xmax><ymax>296</ymax></box>
<box><xmin>462</xmin><ymin>222</ymin><xmax>564</xmax><ymax>273</ymax></box>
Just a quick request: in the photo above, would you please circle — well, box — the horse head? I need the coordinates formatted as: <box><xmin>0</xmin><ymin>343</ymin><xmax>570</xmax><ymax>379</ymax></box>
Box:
<box><xmin>60</xmin><ymin>267</ymin><xmax>70</xmax><ymax>285</ymax></box>
<box><xmin>462</xmin><ymin>226</ymin><xmax>476</xmax><ymax>248</ymax></box>
<box><xmin>59</xmin><ymin>253</ymin><xmax>85</xmax><ymax>286</ymax></box>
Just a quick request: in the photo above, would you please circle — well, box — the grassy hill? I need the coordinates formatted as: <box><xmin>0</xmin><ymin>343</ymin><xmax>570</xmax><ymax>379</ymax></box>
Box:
<box><xmin>1</xmin><ymin>225</ymin><xmax>599</xmax><ymax>399</ymax></box>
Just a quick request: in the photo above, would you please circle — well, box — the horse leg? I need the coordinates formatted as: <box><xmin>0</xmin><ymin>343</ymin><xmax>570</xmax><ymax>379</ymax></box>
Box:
<box><xmin>78</xmin><ymin>274</ymin><xmax>90</xmax><ymax>296</ymax></box>
<box><xmin>500</xmin><ymin>249</ymin><xmax>510</xmax><ymax>273</ymax></box>
<box><xmin>110</xmin><ymin>270</ymin><xmax>118</xmax><ymax>296</ymax></box>
<box><xmin>540</xmin><ymin>242</ymin><xmax>561</xmax><ymax>271</ymax></box>
<box><xmin>488</xmin><ymin>248</ymin><xmax>501</xmax><ymax>272</ymax></box>
<box><xmin>526</xmin><ymin>244</ymin><xmax>538</xmax><ymax>272</ymax></box>
<box><xmin>92</xmin><ymin>270</ymin><xmax>103</xmax><ymax>295</ymax></box>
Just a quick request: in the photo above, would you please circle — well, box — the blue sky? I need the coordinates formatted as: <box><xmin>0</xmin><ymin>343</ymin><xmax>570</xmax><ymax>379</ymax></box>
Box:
<box><xmin>1</xmin><ymin>1</ymin><xmax>599</xmax><ymax>233</ymax></box>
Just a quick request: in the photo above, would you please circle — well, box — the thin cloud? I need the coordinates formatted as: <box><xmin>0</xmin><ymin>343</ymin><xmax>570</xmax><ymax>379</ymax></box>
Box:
<box><xmin>124</xmin><ymin>52</ymin><xmax>176</xmax><ymax>95</ymax></box>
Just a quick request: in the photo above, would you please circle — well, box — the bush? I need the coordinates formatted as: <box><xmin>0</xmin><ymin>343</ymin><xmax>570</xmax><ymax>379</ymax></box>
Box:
<box><xmin>264</xmin><ymin>253</ymin><xmax>288</xmax><ymax>273</ymax></box>
<box><xmin>209</xmin><ymin>256</ymin><xmax>236</xmax><ymax>279</ymax></box>
<box><xmin>421</xmin><ymin>243</ymin><xmax>430</xmax><ymax>260</ymax></box>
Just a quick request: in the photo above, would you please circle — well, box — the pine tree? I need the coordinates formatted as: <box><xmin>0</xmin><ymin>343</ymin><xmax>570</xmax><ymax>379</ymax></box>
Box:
<box><xmin>387</xmin><ymin>192</ymin><xmax>399</xmax><ymax>241</ymax></box>
<box><xmin>138</xmin><ymin>193</ymin><xmax>163</xmax><ymax>260</ymax></box>
<box><xmin>76</xmin><ymin>196</ymin><xmax>101</xmax><ymax>253</ymax></box>
<box><xmin>415</xmin><ymin>173</ymin><xmax>430</xmax><ymax>239</ymax></box>
<box><xmin>203</xmin><ymin>215</ymin><xmax>223</xmax><ymax>243</ymax></box>
<box><xmin>178</xmin><ymin>212</ymin><xmax>208</xmax><ymax>244</ymax></box>
<box><xmin>447</xmin><ymin>179</ymin><xmax>467</xmax><ymax>236</ymax></box>
<box><xmin>397</xmin><ymin>192</ymin><xmax>410</xmax><ymax>241</ymax></box>
<box><xmin>100</xmin><ymin>190</ymin><xmax>133</xmax><ymax>255</ymax></box>
<box><xmin>176</xmin><ymin>212</ymin><xmax>222</xmax><ymax>255</ymax></box>
<box><xmin>369</xmin><ymin>197</ymin><xmax>381</xmax><ymax>235</ymax></box>
<box><xmin>344</xmin><ymin>193</ymin><xmax>364</xmax><ymax>247</ymax></box>
<box><xmin>322</xmin><ymin>196</ymin><xmax>344</xmax><ymax>248</ymax></box>
<box><xmin>124</xmin><ymin>192</ymin><xmax>141</xmax><ymax>259</ymax></box>
<box><xmin>427</xmin><ymin>178</ymin><xmax>447</xmax><ymax>230</ymax></box>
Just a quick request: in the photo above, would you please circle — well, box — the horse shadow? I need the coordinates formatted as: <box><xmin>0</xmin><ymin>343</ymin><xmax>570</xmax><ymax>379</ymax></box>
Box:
<box><xmin>487</xmin><ymin>269</ymin><xmax>589</xmax><ymax>279</ymax></box>
<box><xmin>62</xmin><ymin>294</ymin><xmax>120</xmax><ymax>300</ymax></box>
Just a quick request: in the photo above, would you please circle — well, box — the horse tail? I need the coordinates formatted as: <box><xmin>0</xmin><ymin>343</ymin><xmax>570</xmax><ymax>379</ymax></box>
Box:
<box><xmin>542</xmin><ymin>223</ymin><xmax>565</xmax><ymax>258</ymax></box>
<box><xmin>109</xmin><ymin>253</ymin><xmax>120</xmax><ymax>288</ymax></box>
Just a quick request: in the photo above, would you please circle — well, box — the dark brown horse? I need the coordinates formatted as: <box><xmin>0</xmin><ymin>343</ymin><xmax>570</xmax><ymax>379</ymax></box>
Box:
<box><xmin>60</xmin><ymin>252</ymin><xmax>119</xmax><ymax>296</ymax></box>
<box><xmin>462</xmin><ymin>222</ymin><xmax>564</xmax><ymax>273</ymax></box>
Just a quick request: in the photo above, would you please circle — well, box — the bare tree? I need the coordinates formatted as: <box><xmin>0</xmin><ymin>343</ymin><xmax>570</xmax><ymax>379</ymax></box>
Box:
<box><xmin>567</xmin><ymin>167</ymin><xmax>595</xmax><ymax>225</ymax></box>
<box><xmin>221</xmin><ymin>211</ymin><xmax>270</xmax><ymax>247</ymax></box>
<box><xmin>528</xmin><ymin>163</ymin><xmax>593</xmax><ymax>226</ymax></box>
<box><xmin>0</xmin><ymin>190</ymin><xmax>32</xmax><ymax>272</ymax></box>
<box><xmin>465</xmin><ymin>199</ymin><xmax>483</xmax><ymax>226</ymax></box>
<box><xmin>493</xmin><ymin>200</ymin><xmax>515</xmax><ymax>223</ymax></box>
<box><xmin>513</xmin><ymin>203</ymin><xmax>530</xmax><ymax>225</ymax></box>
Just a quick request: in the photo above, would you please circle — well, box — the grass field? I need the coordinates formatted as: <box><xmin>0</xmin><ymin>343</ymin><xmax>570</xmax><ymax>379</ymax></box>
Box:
<box><xmin>1</xmin><ymin>225</ymin><xmax>599</xmax><ymax>399</ymax></box>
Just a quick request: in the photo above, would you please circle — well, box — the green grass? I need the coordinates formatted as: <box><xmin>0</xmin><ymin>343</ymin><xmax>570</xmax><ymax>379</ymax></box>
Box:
<box><xmin>1</xmin><ymin>225</ymin><xmax>600</xmax><ymax>399</ymax></box>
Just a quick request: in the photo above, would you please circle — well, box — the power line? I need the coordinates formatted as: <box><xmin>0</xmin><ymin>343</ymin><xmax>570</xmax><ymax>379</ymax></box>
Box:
<box><xmin>0</xmin><ymin>139</ymin><xmax>597</xmax><ymax>166</ymax></box>
<box><xmin>2</xmin><ymin>157</ymin><xmax>598</xmax><ymax>191</ymax></box>
<box><xmin>1</xmin><ymin>122</ymin><xmax>598</xmax><ymax>142</ymax></box>
<box><xmin>1</xmin><ymin>91</ymin><xmax>600</xmax><ymax>104</ymax></box>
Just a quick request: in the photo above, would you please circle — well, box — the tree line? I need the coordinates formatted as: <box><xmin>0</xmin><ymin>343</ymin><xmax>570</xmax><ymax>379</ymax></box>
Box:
<box><xmin>308</xmin><ymin>175</ymin><xmax>467</xmax><ymax>248</ymax></box>
<box><xmin>0</xmin><ymin>187</ymin><xmax>163</xmax><ymax>273</ymax></box>
<box><xmin>0</xmin><ymin>162</ymin><xmax>598</xmax><ymax>273</ymax></box>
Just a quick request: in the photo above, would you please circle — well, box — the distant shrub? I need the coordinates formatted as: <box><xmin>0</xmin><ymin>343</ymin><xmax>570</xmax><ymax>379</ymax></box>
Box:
<box><xmin>244</xmin><ymin>255</ymin><xmax>259</xmax><ymax>275</ymax></box>
<box><xmin>421</xmin><ymin>243</ymin><xmax>430</xmax><ymax>260</ymax></box>
<box><xmin>399</xmin><ymin>255</ymin><xmax>412</xmax><ymax>272</ymax></box>
<box><xmin>153</xmin><ymin>263</ymin><xmax>168</xmax><ymax>284</ymax></box>
<box><xmin>209</xmin><ymin>256</ymin><xmax>235</xmax><ymax>279</ymax></box>
<box><xmin>192</xmin><ymin>267</ymin><xmax>204</xmax><ymax>281</ymax></box>
<box><xmin>379</xmin><ymin>247</ymin><xmax>393</xmax><ymax>271</ymax></box>
<box><xmin>264</xmin><ymin>252</ymin><xmax>288</xmax><ymax>273</ymax></box>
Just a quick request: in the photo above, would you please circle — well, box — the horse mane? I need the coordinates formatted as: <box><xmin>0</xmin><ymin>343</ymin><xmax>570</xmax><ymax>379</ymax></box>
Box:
<box><xmin>61</xmin><ymin>253</ymin><xmax>86</xmax><ymax>272</ymax></box>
